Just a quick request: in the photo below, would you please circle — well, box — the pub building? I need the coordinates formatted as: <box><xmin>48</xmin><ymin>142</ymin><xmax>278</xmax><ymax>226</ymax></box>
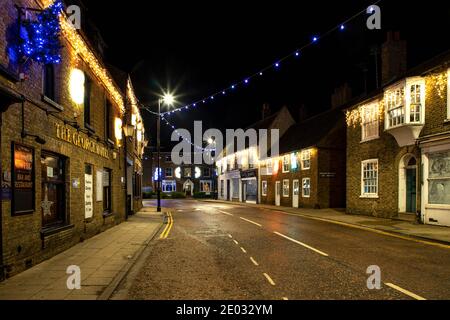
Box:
<box><xmin>0</xmin><ymin>0</ymin><xmax>145</xmax><ymax>279</ymax></box>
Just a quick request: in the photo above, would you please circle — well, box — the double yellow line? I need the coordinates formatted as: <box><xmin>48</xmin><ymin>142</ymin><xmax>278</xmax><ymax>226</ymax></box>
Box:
<box><xmin>160</xmin><ymin>212</ymin><xmax>174</xmax><ymax>239</ymax></box>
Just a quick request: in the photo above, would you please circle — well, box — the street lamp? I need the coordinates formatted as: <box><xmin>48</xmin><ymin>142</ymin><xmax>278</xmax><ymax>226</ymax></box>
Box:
<box><xmin>156</xmin><ymin>92</ymin><xmax>175</xmax><ymax>212</ymax></box>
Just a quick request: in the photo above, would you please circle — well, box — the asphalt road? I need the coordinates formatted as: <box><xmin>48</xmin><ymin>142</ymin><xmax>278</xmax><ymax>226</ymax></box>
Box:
<box><xmin>113</xmin><ymin>200</ymin><xmax>450</xmax><ymax>300</ymax></box>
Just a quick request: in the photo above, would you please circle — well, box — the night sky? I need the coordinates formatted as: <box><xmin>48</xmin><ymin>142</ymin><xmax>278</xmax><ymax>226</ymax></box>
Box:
<box><xmin>81</xmin><ymin>0</ymin><xmax>450</xmax><ymax>148</ymax></box>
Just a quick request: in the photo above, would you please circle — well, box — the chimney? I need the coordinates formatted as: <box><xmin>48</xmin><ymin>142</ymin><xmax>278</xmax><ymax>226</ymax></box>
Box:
<box><xmin>298</xmin><ymin>104</ymin><xmax>308</xmax><ymax>122</ymax></box>
<box><xmin>331</xmin><ymin>83</ymin><xmax>352</xmax><ymax>109</ymax></box>
<box><xmin>262</xmin><ymin>103</ymin><xmax>271</xmax><ymax>120</ymax></box>
<box><xmin>381</xmin><ymin>31</ymin><xmax>407</xmax><ymax>85</ymax></box>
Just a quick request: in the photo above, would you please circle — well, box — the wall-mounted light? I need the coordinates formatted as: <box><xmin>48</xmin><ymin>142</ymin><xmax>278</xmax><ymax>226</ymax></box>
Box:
<box><xmin>131</xmin><ymin>114</ymin><xmax>137</xmax><ymax>127</ymax></box>
<box><xmin>115</xmin><ymin>118</ymin><xmax>123</xmax><ymax>141</ymax></box>
<box><xmin>69</xmin><ymin>68</ymin><xmax>85</xmax><ymax>105</ymax></box>
<box><xmin>195</xmin><ymin>167</ymin><xmax>201</xmax><ymax>179</ymax></box>
<box><xmin>175</xmin><ymin>167</ymin><xmax>181</xmax><ymax>179</ymax></box>
<box><xmin>123</xmin><ymin>123</ymin><xmax>135</xmax><ymax>138</ymax></box>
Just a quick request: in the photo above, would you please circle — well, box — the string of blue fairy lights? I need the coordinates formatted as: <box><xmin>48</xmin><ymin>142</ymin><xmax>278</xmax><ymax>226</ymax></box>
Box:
<box><xmin>141</xmin><ymin>1</ymin><xmax>383</xmax><ymax>151</ymax></box>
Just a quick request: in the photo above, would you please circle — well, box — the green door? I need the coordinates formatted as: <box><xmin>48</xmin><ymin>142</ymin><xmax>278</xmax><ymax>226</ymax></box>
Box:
<box><xmin>406</xmin><ymin>168</ymin><xmax>417</xmax><ymax>213</ymax></box>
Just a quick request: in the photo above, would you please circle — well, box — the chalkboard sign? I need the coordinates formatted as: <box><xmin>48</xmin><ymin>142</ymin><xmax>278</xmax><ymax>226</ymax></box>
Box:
<box><xmin>12</xmin><ymin>142</ymin><xmax>35</xmax><ymax>215</ymax></box>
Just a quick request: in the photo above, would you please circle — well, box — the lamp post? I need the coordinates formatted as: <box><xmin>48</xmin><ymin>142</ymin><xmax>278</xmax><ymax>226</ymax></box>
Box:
<box><xmin>157</xmin><ymin>93</ymin><xmax>174</xmax><ymax>212</ymax></box>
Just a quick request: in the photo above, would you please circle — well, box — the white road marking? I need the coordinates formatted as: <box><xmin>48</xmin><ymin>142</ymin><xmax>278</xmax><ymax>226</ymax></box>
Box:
<box><xmin>385</xmin><ymin>283</ymin><xmax>426</xmax><ymax>300</ymax></box>
<box><xmin>263</xmin><ymin>273</ymin><xmax>276</xmax><ymax>286</ymax></box>
<box><xmin>282</xmin><ymin>297</ymin><xmax>289</xmax><ymax>301</ymax></box>
<box><xmin>218</xmin><ymin>210</ymin><xmax>234</xmax><ymax>216</ymax></box>
<box><xmin>274</xmin><ymin>232</ymin><xmax>329</xmax><ymax>257</ymax></box>
<box><xmin>240</xmin><ymin>247</ymin><xmax>247</xmax><ymax>254</ymax></box>
<box><xmin>228</xmin><ymin>234</ymin><xmax>233</xmax><ymax>239</ymax></box>
<box><xmin>250</xmin><ymin>257</ymin><xmax>259</xmax><ymax>266</ymax></box>
<box><xmin>233</xmin><ymin>240</ymin><xmax>239</xmax><ymax>245</ymax></box>
<box><xmin>240</xmin><ymin>217</ymin><xmax>262</xmax><ymax>227</ymax></box>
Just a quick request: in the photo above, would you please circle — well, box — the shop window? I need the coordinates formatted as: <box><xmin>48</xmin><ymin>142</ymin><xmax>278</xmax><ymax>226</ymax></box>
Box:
<box><xmin>361</xmin><ymin>160</ymin><xmax>378</xmax><ymax>197</ymax></box>
<box><xmin>43</xmin><ymin>64</ymin><xmax>56</xmax><ymax>101</ymax></box>
<box><xmin>200</xmin><ymin>180</ymin><xmax>212</xmax><ymax>193</ymax></box>
<box><xmin>428</xmin><ymin>152</ymin><xmax>450</xmax><ymax>205</ymax></box>
<box><xmin>262</xmin><ymin>181</ymin><xmax>268</xmax><ymax>196</ymax></box>
<box><xmin>41</xmin><ymin>152</ymin><xmax>67</xmax><ymax>227</ymax></box>
<box><xmin>302</xmin><ymin>178</ymin><xmax>311</xmax><ymax>198</ymax></box>
<box><xmin>103</xmin><ymin>168</ymin><xmax>112</xmax><ymax>213</ymax></box>
<box><xmin>283</xmin><ymin>179</ymin><xmax>290</xmax><ymax>197</ymax></box>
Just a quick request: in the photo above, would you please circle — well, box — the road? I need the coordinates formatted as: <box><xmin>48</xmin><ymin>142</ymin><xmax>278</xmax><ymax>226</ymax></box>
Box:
<box><xmin>113</xmin><ymin>200</ymin><xmax>450</xmax><ymax>300</ymax></box>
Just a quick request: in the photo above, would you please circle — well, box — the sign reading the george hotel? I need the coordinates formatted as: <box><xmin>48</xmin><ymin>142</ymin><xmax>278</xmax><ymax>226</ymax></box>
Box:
<box><xmin>55</xmin><ymin>123</ymin><xmax>110</xmax><ymax>159</ymax></box>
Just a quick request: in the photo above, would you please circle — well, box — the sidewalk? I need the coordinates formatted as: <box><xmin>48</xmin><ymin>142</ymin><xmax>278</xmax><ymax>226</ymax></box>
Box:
<box><xmin>202</xmin><ymin>200</ymin><xmax>450</xmax><ymax>245</ymax></box>
<box><xmin>0</xmin><ymin>207</ymin><xmax>165</xmax><ymax>300</ymax></box>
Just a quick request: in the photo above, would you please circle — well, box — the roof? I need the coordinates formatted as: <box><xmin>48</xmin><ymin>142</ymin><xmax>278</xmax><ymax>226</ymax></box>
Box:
<box><xmin>275</xmin><ymin>107</ymin><xmax>345</xmax><ymax>155</ymax></box>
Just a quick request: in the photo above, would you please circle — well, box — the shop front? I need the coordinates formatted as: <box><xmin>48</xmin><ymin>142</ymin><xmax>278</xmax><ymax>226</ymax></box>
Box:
<box><xmin>241</xmin><ymin>169</ymin><xmax>258</xmax><ymax>204</ymax></box>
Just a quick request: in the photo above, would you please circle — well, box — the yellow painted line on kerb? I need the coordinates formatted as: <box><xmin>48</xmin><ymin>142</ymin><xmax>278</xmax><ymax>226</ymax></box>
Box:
<box><xmin>160</xmin><ymin>212</ymin><xmax>174</xmax><ymax>239</ymax></box>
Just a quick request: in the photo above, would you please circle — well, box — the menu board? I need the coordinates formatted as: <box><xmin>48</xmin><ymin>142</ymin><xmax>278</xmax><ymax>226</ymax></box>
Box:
<box><xmin>12</xmin><ymin>143</ymin><xmax>35</xmax><ymax>215</ymax></box>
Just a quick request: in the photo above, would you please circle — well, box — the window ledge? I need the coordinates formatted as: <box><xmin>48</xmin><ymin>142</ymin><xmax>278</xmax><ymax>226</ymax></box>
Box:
<box><xmin>360</xmin><ymin>195</ymin><xmax>379</xmax><ymax>199</ymax></box>
<box><xmin>41</xmin><ymin>224</ymin><xmax>74</xmax><ymax>238</ymax></box>
<box><xmin>41</xmin><ymin>95</ymin><xmax>64</xmax><ymax>112</ymax></box>
<box><xmin>360</xmin><ymin>136</ymin><xmax>380</xmax><ymax>144</ymax></box>
<box><xmin>85</xmin><ymin>123</ymin><xmax>96</xmax><ymax>134</ymax></box>
<box><xmin>102</xmin><ymin>211</ymin><xmax>114</xmax><ymax>218</ymax></box>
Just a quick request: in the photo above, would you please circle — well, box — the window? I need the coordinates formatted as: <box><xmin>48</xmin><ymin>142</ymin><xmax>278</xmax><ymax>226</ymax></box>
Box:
<box><xmin>410</xmin><ymin>84</ymin><xmax>422</xmax><ymax>123</ymax></box>
<box><xmin>362</xmin><ymin>103</ymin><xmax>379</xmax><ymax>141</ymax></box>
<box><xmin>262</xmin><ymin>181</ymin><xmax>268</xmax><ymax>196</ymax></box>
<box><xmin>361</xmin><ymin>160</ymin><xmax>378</xmax><ymax>197</ymax></box>
<box><xmin>203</xmin><ymin>167</ymin><xmax>211</xmax><ymax>177</ymax></box>
<box><xmin>428</xmin><ymin>152</ymin><xmax>450</xmax><ymax>205</ymax></box>
<box><xmin>283</xmin><ymin>179</ymin><xmax>290</xmax><ymax>197</ymax></box>
<box><xmin>200</xmin><ymin>180</ymin><xmax>212</xmax><ymax>193</ymax></box>
<box><xmin>43</xmin><ymin>64</ymin><xmax>56</xmax><ymax>101</ymax></box>
<box><xmin>105</xmin><ymin>100</ymin><xmax>113</xmax><ymax>141</ymax></box>
<box><xmin>301</xmin><ymin>150</ymin><xmax>311</xmax><ymax>170</ymax></box>
<box><xmin>302</xmin><ymin>178</ymin><xmax>311</xmax><ymax>198</ymax></box>
<box><xmin>162</xmin><ymin>180</ymin><xmax>176</xmax><ymax>193</ymax></box>
<box><xmin>165</xmin><ymin>168</ymin><xmax>173</xmax><ymax>178</ymax></box>
<box><xmin>84</xmin><ymin>74</ymin><xmax>92</xmax><ymax>127</ymax></box>
<box><xmin>184</xmin><ymin>167</ymin><xmax>191</xmax><ymax>178</ymax></box>
<box><xmin>165</xmin><ymin>155</ymin><xmax>172</xmax><ymax>162</ymax></box>
<box><xmin>282</xmin><ymin>156</ymin><xmax>290</xmax><ymax>173</ymax></box>
<box><xmin>103</xmin><ymin>168</ymin><xmax>112</xmax><ymax>213</ymax></box>
<box><xmin>266</xmin><ymin>159</ymin><xmax>273</xmax><ymax>175</ymax></box>
<box><xmin>386</xmin><ymin>87</ymin><xmax>405</xmax><ymax>127</ymax></box>
<box><xmin>41</xmin><ymin>152</ymin><xmax>67</xmax><ymax>227</ymax></box>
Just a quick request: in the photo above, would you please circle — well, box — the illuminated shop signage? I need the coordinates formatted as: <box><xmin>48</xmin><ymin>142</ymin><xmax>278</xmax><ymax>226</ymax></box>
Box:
<box><xmin>12</xmin><ymin>143</ymin><xmax>35</xmax><ymax>215</ymax></box>
<box><xmin>55</xmin><ymin>123</ymin><xmax>109</xmax><ymax>159</ymax></box>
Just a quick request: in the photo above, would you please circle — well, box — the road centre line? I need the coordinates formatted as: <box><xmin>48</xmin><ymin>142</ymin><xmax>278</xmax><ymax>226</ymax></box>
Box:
<box><xmin>274</xmin><ymin>232</ymin><xmax>329</xmax><ymax>257</ymax></box>
<box><xmin>240</xmin><ymin>217</ymin><xmax>262</xmax><ymax>227</ymax></box>
<box><xmin>385</xmin><ymin>283</ymin><xmax>426</xmax><ymax>300</ymax></box>
<box><xmin>250</xmin><ymin>257</ymin><xmax>259</xmax><ymax>266</ymax></box>
<box><xmin>233</xmin><ymin>240</ymin><xmax>239</xmax><ymax>245</ymax></box>
<box><xmin>218</xmin><ymin>210</ymin><xmax>234</xmax><ymax>216</ymax></box>
<box><xmin>240</xmin><ymin>247</ymin><xmax>247</xmax><ymax>254</ymax></box>
<box><xmin>263</xmin><ymin>273</ymin><xmax>276</xmax><ymax>286</ymax></box>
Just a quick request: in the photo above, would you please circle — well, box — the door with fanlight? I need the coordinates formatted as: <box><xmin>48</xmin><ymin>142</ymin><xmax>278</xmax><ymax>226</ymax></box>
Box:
<box><xmin>293</xmin><ymin>180</ymin><xmax>300</xmax><ymax>208</ymax></box>
<box><xmin>275</xmin><ymin>181</ymin><xmax>281</xmax><ymax>206</ymax></box>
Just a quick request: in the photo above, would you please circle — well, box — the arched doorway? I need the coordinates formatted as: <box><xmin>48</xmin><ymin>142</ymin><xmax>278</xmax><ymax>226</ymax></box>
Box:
<box><xmin>398</xmin><ymin>154</ymin><xmax>418</xmax><ymax>213</ymax></box>
<box><xmin>183</xmin><ymin>179</ymin><xmax>194</xmax><ymax>197</ymax></box>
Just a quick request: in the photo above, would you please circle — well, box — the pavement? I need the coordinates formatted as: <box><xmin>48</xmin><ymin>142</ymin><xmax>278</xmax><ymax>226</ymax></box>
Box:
<box><xmin>201</xmin><ymin>200</ymin><xmax>450</xmax><ymax>245</ymax></box>
<box><xmin>113</xmin><ymin>199</ymin><xmax>450</xmax><ymax>300</ymax></box>
<box><xmin>0</xmin><ymin>206</ymin><xmax>164</xmax><ymax>300</ymax></box>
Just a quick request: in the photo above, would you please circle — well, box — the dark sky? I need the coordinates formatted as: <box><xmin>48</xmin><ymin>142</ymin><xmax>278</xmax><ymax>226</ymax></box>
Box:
<box><xmin>80</xmin><ymin>0</ymin><xmax>450</xmax><ymax>148</ymax></box>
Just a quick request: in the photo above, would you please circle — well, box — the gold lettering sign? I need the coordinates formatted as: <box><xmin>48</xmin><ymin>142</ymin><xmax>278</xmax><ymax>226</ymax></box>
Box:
<box><xmin>55</xmin><ymin>123</ymin><xmax>110</xmax><ymax>159</ymax></box>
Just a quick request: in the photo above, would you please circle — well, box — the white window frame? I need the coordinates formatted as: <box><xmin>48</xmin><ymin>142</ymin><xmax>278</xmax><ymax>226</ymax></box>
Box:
<box><xmin>282</xmin><ymin>155</ymin><xmax>290</xmax><ymax>173</ymax></box>
<box><xmin>262</xmin><ymin>181</ymin><xmax>268</xmax><ymax>196</ymax></box>
<box><xmin>301</xmin><ymin>150</ymin><xmax>311</xmax><ymax>170</ymax></box>
<box><xmin>361</xmin><ymin>102</ymin><xmax>379</xmax><ymax>142</ymax></box>
<box><xmin>266</xmin><ymin>159</ymin><xmax>273</xmax><ymax>175</ymax></box>
<box><xmin>165</xmin><ymin>167</ymin><xmax>173</xmax><ymax>178</ymax></box>
<box><xmin>302</xmin><ymin>178</ymin><xmax>311</xmax><ymax>198</ymax></box>
<box><xmin>361</xmin><ymin>159</ymin><xmax>379</xmax><ymax>198</ymax></box>
<box><xmin>282</xmin><ymin>179</ymin><xmax>290</xmax><ymax>197</ymax></box>
<box><xmin>447</xmin><ymin>68</ymin><xmax>450</xmax><ymax>121</ymax></box>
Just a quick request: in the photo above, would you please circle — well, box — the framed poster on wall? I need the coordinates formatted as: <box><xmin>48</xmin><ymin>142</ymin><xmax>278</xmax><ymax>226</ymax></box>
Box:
<box><xmin>11</xmin><ymin>142</ymin><xmax>35</xmax><ymax>215</ymax></box>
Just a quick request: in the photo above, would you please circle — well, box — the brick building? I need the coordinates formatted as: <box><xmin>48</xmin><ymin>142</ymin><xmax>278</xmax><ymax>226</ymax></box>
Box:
<box><xmin>146</xmin><ymin>151</ymin><xmax>215</xmax><ymax>196</ymax></box>
<box><xmin>216</xmin><ymin>105</ymin><xmax>295</xmax><ymax>204</ymax></box>
<box><xmin>0</xmin><ymin>0</ymin><xmax>145</xmax><ymax>279</ymax></box>
<box><xmin>345</xmin><ymin>32</ymin><xmax>450</xmax><ymax>227</ymax></box>
<box><xmin>259</xmin><ymin>107</ymin><xmax>346</xmax><ymax>209</ymax></box>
